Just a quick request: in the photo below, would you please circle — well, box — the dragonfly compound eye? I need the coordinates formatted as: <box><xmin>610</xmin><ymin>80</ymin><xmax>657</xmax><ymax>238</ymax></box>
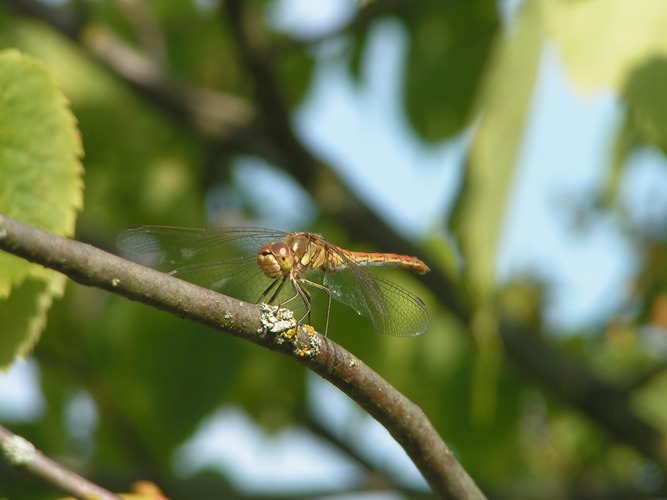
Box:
<box><xmin>270</xmin><ymin>243</ymin><xmax>292</xmax><ymax>271</ymax></box>
<box><xmin>257</xmin><ymin>242</ymin><xmax>293</xmax><ymax>279</ymax></box>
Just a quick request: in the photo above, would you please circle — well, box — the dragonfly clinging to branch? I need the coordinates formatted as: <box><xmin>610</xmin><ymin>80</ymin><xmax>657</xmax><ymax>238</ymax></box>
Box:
<box><xmin>117</xmin><ymin>226</ymin><xmax>430</xmax><ymax>336</ymax></box>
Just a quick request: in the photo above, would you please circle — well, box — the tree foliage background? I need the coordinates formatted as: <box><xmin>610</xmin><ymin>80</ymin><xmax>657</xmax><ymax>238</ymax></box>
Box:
<box><xmin>3</xmin><ymin>0</ymin><xmax>667</xmax><ymax>498</ymax></box>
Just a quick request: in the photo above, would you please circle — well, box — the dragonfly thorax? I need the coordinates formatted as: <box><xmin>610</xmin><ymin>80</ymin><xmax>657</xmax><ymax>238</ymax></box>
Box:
<box><xmin>258</xmin><ymin>242</ymin><xmax>294</xmax><ymax>279</ymax></box>
<box><xmin>284</xmin><ymin>233</ymin><xmax>329</xmax><ymax>272</ymax></box>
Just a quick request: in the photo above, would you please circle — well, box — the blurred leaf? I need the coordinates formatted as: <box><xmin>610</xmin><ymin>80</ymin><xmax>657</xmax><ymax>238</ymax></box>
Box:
<box><xmin>538</xmin><ymin>1</ymin><xmax>667</xmax><ymax>210</ymax></box>
<box><xmin>402</xmin><ymin>0</ymin><xmax>498</xmax><ymax>142</ymax></box>
<box><xmin>0</xmin><ymin>280</ymin><xmax>57</xmax><ymax>367</ymax></box>
<box><xmin>454</xmin><ymin>0</ymin><xmax>542</xmax><ymax>291</ymax></box>
<box><xmin>0</xmin><ymin>49</ymin><xmax>83</xmax><ymax>366</ymax></box>
<box><xmin>548</xmin><ymin>0</ymin><xmax>667</xmax><ymax>94</ymax></box>
<box><xmin>160</xmin><ymin>6</ymin><xmax>244</xmax><ymax>91</ymax></box>
<box><xmin>623</xmin><ymin>58</ymin><xmax>667</xmax><ymax>152</ymax></box>
<box><xmin>452</xmin><ymin>0</ymin><xmax>543</xmax><ymax>425</ymax></box>
<box><xmin>276</xmin><ymin>46</ymin><xmax>315</xmax><ymax>108</ymax></box>
<box><xmin>498</xmin><ymin>280</ymin><xmax>545</xmax><ymax>333</ymax></box>
<box><xmin>549</xmin><ymin>1</ymin><xmax>667</xmax><ymax>197</ymax></box>
<box><xmin>604</xmin><ymin>117</ymin><xmax>639</xmax><ymax>205</ymax></box>
<box><xmin>634</xmin><ymin>369</ymin><xmax>667</xmax><ymax>432</ymax></box>
<box><xmin>85</xmin><ymin>299</ymin><xmax>247</xmax><ymax>464</ymax></box>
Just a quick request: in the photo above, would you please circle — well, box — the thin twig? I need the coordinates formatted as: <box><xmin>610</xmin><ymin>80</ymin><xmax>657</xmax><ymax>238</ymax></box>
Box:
<box><xmin>0</xmin><ymin>214</ymin><xmax>487</xmax><ymax>500</ymax></box>
<box><xmin>4</xmin><ymin>0</ymin><xmax>255</xmax><ymax>138</ymax></box>
<box><xmin>0</xmin><ymin>424</ymin><xmax>121</xmax><ymax>500</ymax></box>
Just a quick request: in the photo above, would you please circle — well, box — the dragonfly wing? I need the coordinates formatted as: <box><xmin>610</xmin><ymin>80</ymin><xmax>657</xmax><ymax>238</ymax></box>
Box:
<box><xmin>324</xmin><ymin>266</ymin><xmax>428</xmax><ymax>337</ymax></box>
<box><xmin>168</xmin><ymin>259</ymin><xmax>272</xmax><ymax>304</ymax></box>
<box><xmin>117</xmin><ymin>226</ymin><xmax>286</xmax><ymax>266</ymax></box>
<box><xmin>370</xmin><ymin>277</ymin><xmax>429</xmax><ymax>336</ymax></box>
<box><xmin>117</xmin><ymin>226</ymin><xmax>287</xmax><ymax>303</ymax></box>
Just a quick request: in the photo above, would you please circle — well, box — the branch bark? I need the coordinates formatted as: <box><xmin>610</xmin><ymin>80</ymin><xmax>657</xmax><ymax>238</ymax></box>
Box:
<box><xmin>0</xmin><ymin>214</ymin><xmax>486</xmax><ymax>500</ymax></box>
<box><xmin>0</xmin><ymin>424</ymin><xmax>120</xmax><ymax>500</ymax></box>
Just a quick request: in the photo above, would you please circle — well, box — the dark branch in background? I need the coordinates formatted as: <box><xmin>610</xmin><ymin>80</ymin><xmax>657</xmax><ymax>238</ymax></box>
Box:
<box><xmin>2</xmin><ymin>0</ymin><xmax>83</xmax><ymax>37</ymax></box>
<box><xmin>4</xmin><ymin>0</ymin><xmax>667</xmax><ymax>482</ymax></box>
<box><xmin>0</xmin><ymin>214</ymin><xmax>486</xmax><ymax>500</ymax></box>
<box><xmin>0</xmin><ymin>424</ymin><xmax>120</xmax><ymax>500</ymax></box>
<box><xmin>500</xmin><ymin>320</ymin><xmax>667</xmax><ymax>468</ymax></box>
<box><xmin>2</xmin><ymin>0</ymin><xmax>254</xmax><ymax>139</ymax></box>
<box><xmin>85</xmin><ymin>28</ymin><xmax>254</xmax><ymax>139</ymax></box>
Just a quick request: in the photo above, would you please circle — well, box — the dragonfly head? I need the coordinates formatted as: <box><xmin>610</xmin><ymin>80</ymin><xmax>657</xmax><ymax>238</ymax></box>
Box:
<box><xmin>258</xmin><ymin>242</ymin><xmax>293</xmax><ymax>279</ymax></box>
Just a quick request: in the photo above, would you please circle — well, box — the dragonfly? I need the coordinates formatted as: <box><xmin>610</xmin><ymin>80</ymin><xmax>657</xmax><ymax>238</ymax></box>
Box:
<box><xmin>117</xmin><ymin>226</ymin><xmax>430</xmax><ymax>336</ymax></box>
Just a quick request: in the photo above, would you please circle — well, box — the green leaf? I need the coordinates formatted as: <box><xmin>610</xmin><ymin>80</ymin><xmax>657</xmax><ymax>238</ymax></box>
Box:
<box><xmin>548</xmin><ymin>0</ymin><xmax>667</xmax><ymax>94</ymax></box>
<box><xmin>0</xmin><ymin>49</ymin><xmax>84</xmax><ymax>367</ymax></box>
<box><xmin>403</xmin><ymin>0</ymin><xmax>499</xmax><ymax>142</ymax></box>
<box><xmin>623</xmin><ymin>59</ymin><xmax>667</xmax><ymax>152</ymax></box>
<box><xmin>548</xmin><ymin>1</ymin><xmax>667</xmax><ymax>211</ymax></box>
<box><xmin>455</xmin><ymin>0</ymin><xmax>543</xmax><ymax>298</ymax></box>
<box><xmin>0</xmin><ymin>279</ymin><xmax>56</xmax><ymax>365</ymax></box>
<box><xmin>452</xmin><ymin>0</ymin><xmax>544</xmax><ymax>424</ymax></box>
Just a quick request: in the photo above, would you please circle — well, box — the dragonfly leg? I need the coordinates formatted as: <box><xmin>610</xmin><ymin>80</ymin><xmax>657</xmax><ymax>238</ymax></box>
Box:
<box><xmin>299</xmin><ymin>279</ymin><xmax>332</xmax><ymax>337</ymax></box>
<box><xmin>258</xmin><ymin>277</ymin><xmax>289</xmax><ymax>305</ymax></box>
<box><xmin>261</xmin><ymin>276</ymin><xmax>313</xmax><ymax>328</ymax></box>
<box><xmin>280</xmin><ymin>279</ymin><xmax>312</xmax><ymax>325</ymax></box>
<box><xmin>260</xmin><ymin>277</ymin><xmax>330</xmax><ymax>335</ymax></box>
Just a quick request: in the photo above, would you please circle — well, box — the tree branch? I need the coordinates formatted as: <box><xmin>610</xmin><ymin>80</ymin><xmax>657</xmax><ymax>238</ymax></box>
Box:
<box><xmin>0</xmin><ymin>214</ymin><xmax>486</xmax><ymax>500</ymax></box>
<box><xmin>3</xmin><ymin>0</ymin><xmax>254</xmax><ymax>139</ymax></box>
<box><xmin>0</xmin><ymin>424</ymin><xmax>121</xmax><ymax>500</ymax></box>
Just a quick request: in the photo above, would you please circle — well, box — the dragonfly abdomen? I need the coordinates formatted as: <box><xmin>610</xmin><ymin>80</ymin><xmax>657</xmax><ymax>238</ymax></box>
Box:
<box><xmin>333</xmin><ymin>248</ymin><xmax>430</xmax><ymax>275</ymax></box>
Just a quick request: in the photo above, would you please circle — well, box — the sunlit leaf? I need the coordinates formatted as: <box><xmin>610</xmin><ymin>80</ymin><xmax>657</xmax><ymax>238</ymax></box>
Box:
<box><xmin>548</xmin><ymin>0</ymin><xmax>667</xmax><ymax>210</ymax></box>
<box><xmin>548</xmin><ymin>0</ymin><xmax>667</xmax><ymax>93</ymax></box>
<box><xmin>0</xmin><ymin>49</ymin><xmax>83</xmax><ymax>366</ymax></box>
<box><xmin>452</xmin><ymin>0</ymin><xmax>544</xmax><ymax>424</ymax></box>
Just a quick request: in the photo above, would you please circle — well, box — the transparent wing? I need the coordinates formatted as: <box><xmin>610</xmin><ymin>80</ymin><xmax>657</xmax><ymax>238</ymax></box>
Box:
<box><xmin>117</xmin><ymin>226</ymin><xmax>297</xmax><ymax>305</ymax></box>
<box><xmin>320</xmin><ymin>241</ymin><xmax>429</xmax><ymax>337</ymax></box>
